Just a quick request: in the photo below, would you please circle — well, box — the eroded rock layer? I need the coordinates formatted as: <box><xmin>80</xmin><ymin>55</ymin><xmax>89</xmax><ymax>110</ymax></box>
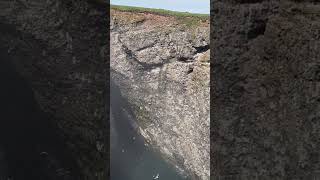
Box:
<box><xmin>111</xmin><ymin>9</ymin><xmax>210</xmax><ymax>180</ymax></box>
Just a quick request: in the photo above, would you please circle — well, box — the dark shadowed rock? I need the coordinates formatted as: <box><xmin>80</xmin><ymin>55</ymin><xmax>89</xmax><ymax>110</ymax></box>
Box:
<box><xmin>0</xmin><ymin>0</ymin><xmax>108</xmax><ymax>179</ymax></box>
<box><xmin>212</xmin><ymin>0</ymin><xmax>320</xmax><ymax>179</ymax></box>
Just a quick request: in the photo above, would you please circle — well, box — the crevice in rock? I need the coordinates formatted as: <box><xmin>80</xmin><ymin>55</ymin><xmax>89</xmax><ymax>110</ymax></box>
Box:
<box><xmin>135</xmin><ymin>42</ymin><xmax>156</xmax><ymax>52</ymax></box>
<box><xmin>187</xmin><ymin>67</ymin><xmax>194</xmax><ymax>74</ymax></box>
<box><xmin>118</xmin><ymin>37</ymin><xmax>167</xmax><ymax>70</ymax></box>
<box><xmin>247</xmin><ymin>19</ymin><xmax>267</xmax><ymax>40</ymax></box>
<box><xmin>177</xmin><ymin>56</ymin><xmax>190</xmax><ymax>62</ymax></box>
<box><xmin>193</xmin><ymin>45</ymin><xmax>210</xmax><ymax>54</ymax></box>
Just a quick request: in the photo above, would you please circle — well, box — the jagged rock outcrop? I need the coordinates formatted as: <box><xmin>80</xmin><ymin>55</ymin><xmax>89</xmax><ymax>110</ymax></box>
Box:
<box><xmin>212</xmin><ymin>0</ymin><xmax>320</xmax><ymax>179</ymax></box>
<box><xmin>0</xmin><ymin>1</ymin><xmax>108</xmax><ymax>179</ymax></box>
<box><xmin>111</xmin><ymin>9</ymin><xmax>210</xmax><ymax>180</ymax></box>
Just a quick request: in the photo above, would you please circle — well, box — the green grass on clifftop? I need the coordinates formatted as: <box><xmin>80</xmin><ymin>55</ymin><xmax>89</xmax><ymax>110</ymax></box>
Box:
<box><xmin>111</xmin><ymin>5</ymin><xmax>209</xmax><ymax>17</ymax></box>
<box><xmin>111</xmin><ymin>5</ymin><xmax>209</xmax><ymax>27</ymax></box>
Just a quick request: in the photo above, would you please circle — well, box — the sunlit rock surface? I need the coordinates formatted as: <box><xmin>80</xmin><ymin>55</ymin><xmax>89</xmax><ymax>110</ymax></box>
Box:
<box><xmin>111</xmin><ymin>9</ymin><xmax>210</xmax><ymax>180</ymax></box>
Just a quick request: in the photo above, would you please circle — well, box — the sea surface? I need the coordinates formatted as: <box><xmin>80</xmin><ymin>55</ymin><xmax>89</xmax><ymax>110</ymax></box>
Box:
<box><xmin>110</xmin><ymin>80</ymin><xmax>187</xmax><ymax>180</ymax></box>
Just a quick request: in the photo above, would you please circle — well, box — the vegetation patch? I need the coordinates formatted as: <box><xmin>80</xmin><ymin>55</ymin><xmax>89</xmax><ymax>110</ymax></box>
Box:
<box><xmin>111</xmin><ymin>9</ymin><xmax>146</xmax><ymax>26</ymax></box>
<box><xmin>111</xmin><ymin>5</ymin><xmax>209</xmax><ymax>27</ymax></box>
<box><xmin>133</xmin><ymin>103</ymin><xmax>153</xmax><ymax>129</ymax></box>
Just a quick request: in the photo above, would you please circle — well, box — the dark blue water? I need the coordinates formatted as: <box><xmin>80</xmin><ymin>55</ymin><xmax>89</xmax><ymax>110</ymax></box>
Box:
<box><xmin>110</xmin><ymin>80</ymin><xmax>188</xmax><ymax>180</ymax></box>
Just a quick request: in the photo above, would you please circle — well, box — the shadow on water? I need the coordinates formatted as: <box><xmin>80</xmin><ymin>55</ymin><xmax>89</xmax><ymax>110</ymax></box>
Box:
<box><xmin>0</xmin><ymin>48</ymin><xmax>79</xmax><ymax>179</ymax></box>
<box><xmin>110</xmin><ymin>79</ymin><xmax>188</xmax><ymax>180</ymax></box>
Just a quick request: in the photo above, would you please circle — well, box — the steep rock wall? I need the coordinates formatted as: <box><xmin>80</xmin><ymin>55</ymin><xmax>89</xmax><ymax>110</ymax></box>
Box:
<box><xmin>0</xmin><ymin>1</ymin><xmax>108</xmax><ymax>179</ymax></box>
<box><xmin>212</xmin><ymin>0</ymin><xmax>320</xmax><ymax>179</ymax></box>
<box><xmin>111</xmin><ymin>9</ymin><xmax>210</xmax><ymax>180</ymax></box>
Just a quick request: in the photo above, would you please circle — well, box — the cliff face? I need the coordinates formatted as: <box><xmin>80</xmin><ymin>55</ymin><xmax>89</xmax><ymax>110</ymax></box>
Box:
<box><xmin>212</xmin><ymin>0</ymin><xmax>320</xmax><ymax>179</ymax></box>
<box><xmin>111</xmin><ymin>9</ymin><xmax>210</xmax><ymax>180</ymax></box>
<box><xmin>0</xmin><ymin>1</ymin><xmax>107</xmax><ymax>179</ymax></box>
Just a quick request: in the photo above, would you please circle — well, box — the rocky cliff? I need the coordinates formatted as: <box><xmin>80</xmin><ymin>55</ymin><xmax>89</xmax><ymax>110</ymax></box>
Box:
<box><xmin>212</xmin><ymin>0</ymin><xmax>320</xmax><ymax>179</ymax></box>
<box><xmin>111</xmin><ymin>8</ymin><xmax>210</xmax><ymax>180</ymax></box>
<box><xmin>0</xmin><ymin>0</ymin><xmax>108</xmax><ymax>179</ymax></box>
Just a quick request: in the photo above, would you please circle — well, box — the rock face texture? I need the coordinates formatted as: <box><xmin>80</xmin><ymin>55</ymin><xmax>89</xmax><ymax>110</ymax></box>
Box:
<box><xmin>0</xmin><ymin>0</ymin><xmax>107</xmax><ymax>179</ymax></box>
<box><xmin>111</xmin><ymin>9</ymin><xmax>210</xmax><ymax>180</ymax></box>
<box><xmin>212</xmin><ymin>0</ymin><xmax>320</xmax><ymax>179</ymax></box>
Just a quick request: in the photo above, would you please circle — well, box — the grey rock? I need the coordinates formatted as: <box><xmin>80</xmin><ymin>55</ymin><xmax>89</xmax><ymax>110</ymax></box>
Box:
<box><xmin>111</xmin><ymin>10</ymin><xmax>210</xmax><ymax>180</ymax></box>
<box><xmin>212</xmin><ymin>0</ymin><xmax>320</xmax><ymax>179</ymax></box>
<box><xmin>0</xmin><ymin>0</ymin><xmax>108</xmax><ymax>179</ymax></box>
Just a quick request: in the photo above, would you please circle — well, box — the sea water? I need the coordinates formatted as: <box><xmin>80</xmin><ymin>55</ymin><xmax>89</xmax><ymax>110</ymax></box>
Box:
<box><xmin>110</xmin><ymin>80</ymin><xmax>187</xmax><ymax>180</ymax></box>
